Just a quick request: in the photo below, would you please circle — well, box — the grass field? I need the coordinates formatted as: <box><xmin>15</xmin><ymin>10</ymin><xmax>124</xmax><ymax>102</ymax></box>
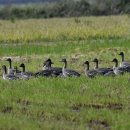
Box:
<box><xmin>0</xmin><ymin>15</ymin><xmax>130</xmax><ymax>130</ymax></box>
<box><xmin>0</xmin><ymin>15</ymin><xmax>130</xmax><ymax>43</ymax></box>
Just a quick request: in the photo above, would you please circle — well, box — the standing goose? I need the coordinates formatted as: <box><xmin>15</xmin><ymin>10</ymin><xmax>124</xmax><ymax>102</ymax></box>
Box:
<box><xmin>6</xmin><ymin>58</ymin><xmax>21</xmax><ymax>74</ymax></box>
<box><xmin>93</xmin><ymin>58</ymin><xmax>113</xmax><ymax>75</ymax></box>
<box><xmin>112</xmin><ymin>58</ymin><xmax>125</xmax><ymax>75</ymax></box>
<box><xmin>60</xmin><ymin>58</ymin><xmax>80</xmax><ymax>77</ymax></box>
<box><xmin>119</xmin><ymin>52</ymin><xmax>130</xmax><ymax>67</ymax></box>
<box><xmin>2</xmin><ymin>65</ymin><xmax>18</xmax><ymax>80</ymax></box>
<box><xmin>19</xmin><ymin>63</ymin><xmax>34</xmax><ymax>77</ymax></box>
<box><xmin>43</xmin><ymin>58</ymin><xmax>62</xmax><ymax>77</ymax></box>
<box><xmin>83</xmin><ymin>61</ymin><xmax>97</xmax><ymax>78</ymax></box>
<box><xmin>14</xmin><ymin>66</ymin><xmax>22</xmax><ymax>79</ymax></box>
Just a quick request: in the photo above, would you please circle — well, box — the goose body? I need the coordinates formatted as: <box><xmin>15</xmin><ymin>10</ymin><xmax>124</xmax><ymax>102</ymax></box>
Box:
<box><xmin>112</xmin><ymin>58</ymin><xmax>125</xmax><ymax>75</ymax></box>
<box><xmin>34</xmin><ymin>69</ymin><xmax>53</xmax><ymax>77</ymax></box>
<box><xmin>60</xmin><ymin>59</ymin><xmax>80</xmax><ymax>77</ymax></box>
<box><xmin>19</xmin><ymin>63</ymin><xmax>34</xmax><ymax>79</ymax></box>
<box><xmin>93</xmin><ymin>58</ymin><xmax>113</xmax><ymax>75</ymax></box>
<box><xmin>43</xmin><ymin>58</ymin><xmax>62</xmax><ymax>77</ymax></box>
<box><xmin>119</xmin><ymin>52</ymin><xmax>130</xmax><ymax>67</ymax></box>
<box><xmin>83</xmin><ymin>61</ymin><xmax>98</xmax><ymax>78</ymax></box>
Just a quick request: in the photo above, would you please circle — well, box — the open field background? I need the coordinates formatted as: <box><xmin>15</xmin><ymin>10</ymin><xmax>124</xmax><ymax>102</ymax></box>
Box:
<box><xmin>0</xmin><ymin>15</ymin><xmax>130</xmax><ymax>130</ymax></box>
<box><xmin>0</xmin><ymin>15</ymin><xmax>129</xmax><ymax>43</ymax></box>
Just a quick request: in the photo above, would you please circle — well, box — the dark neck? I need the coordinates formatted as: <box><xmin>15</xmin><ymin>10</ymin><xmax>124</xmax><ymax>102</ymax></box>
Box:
<box><xmin>95</xmin><ymin>61</ymin><xmax>98</xmax><ymax>69</ymax></box>
<box><xmin>121</xmin><ymin>54</ymin><xmax>124</xmax><ymax>62</ymax></box>
<box><xmin>22</xmin><ymin>66</ymin><xmax>25</xmax><ymax>72</ymax></box>
<box><xmin>9</xmin><ymin>61</ymin><xmax>12</xmax><ymax>68</ymax></box>
<box><xmin>47</xmin><ymin>62</ymin><xmax>52</xmax><ymax>69</ymax></box>
<box><xmin>86</xmin><ymin>63</ymin><xmax>89</xmax><ymax>70</ymax></box>
<box><xmin>115</xmin><ymin>61</ymin><xmax>118</xmax><ymax>67</ymax></box>
<box><xmin>64</xmin><ymin>61</ymin><xmax>67</xmax><ymax>69</ymax></box>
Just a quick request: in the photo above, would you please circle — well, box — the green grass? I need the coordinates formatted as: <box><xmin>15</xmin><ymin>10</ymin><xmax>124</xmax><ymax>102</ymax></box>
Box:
<box><xmin>1</xmin><ymin>16</ymin><xmax>130</xmax><ymax>129</ymax></box>
<box><xmin>0</xmin><ymin>15</ymin><xmax>130</xmax><ymax>43</ymax></box>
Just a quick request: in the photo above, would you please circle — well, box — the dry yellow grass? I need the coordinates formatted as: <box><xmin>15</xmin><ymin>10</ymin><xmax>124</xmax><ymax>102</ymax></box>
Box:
<box><xmin>0</xmin><ymin>15</ymin><xmax>129</xmax><ymax>43</ymax></box>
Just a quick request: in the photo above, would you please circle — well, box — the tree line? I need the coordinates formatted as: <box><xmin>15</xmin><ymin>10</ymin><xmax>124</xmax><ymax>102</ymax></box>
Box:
<box><xmin>0</xmin><ymin>0</ymin><xmax>129</xmax><ymax>19</ymax></box>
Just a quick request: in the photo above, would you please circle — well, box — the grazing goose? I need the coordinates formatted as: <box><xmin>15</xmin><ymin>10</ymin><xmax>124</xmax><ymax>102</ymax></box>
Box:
<box><xmin>2</xmin><ymin>65</ymin><xmax>18</xmax><ymax>80</ymax></box>
<box><xmin>43</xmin><ymin>58</ymin><xmax>62</xmax><ymax>77</ymax></box>
<box><xmin>119</xmin><ymin>52</ymin><xmax>130</xmax><ymax>67</ymax></box>
<box><xmin>6</xmin><ymin>58</ymin><xmax>21</xmax><ymax>74</ymax></box>
<box><xmin>60</xmin><ymin>58</ymin><xmax>80</xmax><ymax>77</ymax></box>
<box><xmin>93</xmin><ymin>58</ymin><xmax>113</xmax><ymax>75</ymax></box>
<box><xmin>83</xmin><ymin>61</ymin><xmax>97</xmax><ymax>78</ymax></box>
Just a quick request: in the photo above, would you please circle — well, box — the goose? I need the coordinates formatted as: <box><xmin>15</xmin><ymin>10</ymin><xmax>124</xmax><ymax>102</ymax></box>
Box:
<box><xmin>2</xmin><ymin>65</ymin><xmax>18</xmax><ymax>80</ymax></box>
<box><xmin>83</xmin><ymin>61</ymin><xmax>98</xmax><ymax>78</ymax></box>
<box><xmin>43</xmin><ymin>58</ymin><xmax>62</xmax><ymax>77</ymax></box>
<box><xmin>34</xmin><ymin>69</ymin><xmax>53</xmax><ymax>77</ymax></box>
<box><xmin>119</xmin><ymin>52</ymin><xmax>130</xmax><ymax>67</ymax></box>
<box><xmin>60</xmin><ymin>58</ymin><xmax>80</xmax><ymax>77</ymax></box>
<box><xmin>93</xmin><ymin>58</ymin><xmax>113</xmax><ymax>75</ymax></box>
<box><xmin>14</xmin><ymin>66</ymin><xmax>23</xmax><ymax>79</ymax></box>
<box><xmin>112</xmin><ymin>58</ymin><xmax>125</xmax><ymax>75</ymax></box>
<box><xmin>34</xmin><ymin>60</ymin><xmax>53</xmax><ymax>77</ymax></box>
<box><xmin>19</xmin><ymin>63</ymin><xmax>34</xmax><ymax>77</ymax></box>
<box><xmin>6</xmin><ymin>58</ymin><xmax>21</xmax><ymax>74</ymax></box>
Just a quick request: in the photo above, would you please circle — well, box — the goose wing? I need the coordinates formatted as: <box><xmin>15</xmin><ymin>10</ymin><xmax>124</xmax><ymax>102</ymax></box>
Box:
<box><xmin>66</xmin><ymin>69</ymin><xmax>80</xmax><ymax>77</ymax></box>
<box><xmin>51</xmin><ymin>67</ymin><xmax>62</xmax><ymax>77</ymax></box>
<box><xmin>34</xmin><ymin>70</ymin><xmax>52</xmax><ymax>77</ymax></box>
<box><xmin>87</xmin><ymin>70</ymin><xmax>98</xmax><ymax>78</ymax></box>
<box><xmin>97</xmin><ymin>68</ymin><xmax>113</xmax><ymax>75</ymax></box>
<box><xmin>24</xmin><ymin>72</ymin><xmax>34</xmax><ymax>77</ymax></box>
<box><xmin>120</xmin><ymin>61</ymin><xmax>130</xmax><ymax>67</ymax></box>
<box><xmin>6</xmin><ymin>74</ymin><xmax>19</xmax><ymax>80</ymax></box>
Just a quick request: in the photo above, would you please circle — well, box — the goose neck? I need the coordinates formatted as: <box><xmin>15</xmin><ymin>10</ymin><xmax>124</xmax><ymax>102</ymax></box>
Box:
<box><xmin>63</xmin><ymin>61</ymin><xmax>67</xmax><ymax>69</ymax></box>
<box><xmin>121</xmin><ymin>54</ymin><xmax>124</xmax><ymax>62</ymax></box>
<box><xmin>9</xmin><ymin>60</ymin><xmax>12</xmax><ymax>68</ymax></box>
<box><xmin>94</xmin><ymin>61</ymin><xmax>98</xmax><ymax>69</ymax></box>
<box><xmin>22</xmin><ymin>66</ymin><xmax>25</xmax><ymax>72</ymax></box>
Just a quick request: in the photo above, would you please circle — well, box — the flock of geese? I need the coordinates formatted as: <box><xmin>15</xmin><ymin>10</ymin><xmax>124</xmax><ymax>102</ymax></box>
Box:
<box><xmin>1</xmin><ymin>52</ymin><xmax>130</xmax><ymax>80</ymax></box>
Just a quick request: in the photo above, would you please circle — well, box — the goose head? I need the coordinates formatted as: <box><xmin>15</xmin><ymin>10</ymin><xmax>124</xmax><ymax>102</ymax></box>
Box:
<box><xmin>6</xmin><ymin>58</ymin><xmax>12</xmax><ymax>63</ymax></box>
<box><xmin>112</xmin><ymin>58</ymin><xmax>118</xmax><ymax>63</ymax></box>
<box><xmin>60</xmin><ymin>59</ymin><xmax>67</xmax><ymax>68</ymax></box>
<box><xmin>93</xmin><ymin>58</ymin><xmax>99</xmax><ymax>69</ymax></box>
<box><xmin>60</xmin><ymin>58</ymin><xmax>67</xmax><ymax>63</ymax></box>
<box><xmin>119</xmin><ymin>52</ymin><xmax>124</xmax><ymax>56</ymax></box>
<box><xmin>6</xmin><ymin>58</ymin><xmax>12</xmax><ymax>68</ymax></box>
<box><xmin>119</xmin><ymin>52</ymin><xmax>124</xmax><ymax>61</ymax></box>
<box><xmin>19</xmin><ymin>63</ymin><xmax>25</xmax><ymax>68</ymax></box>
<box><xmin>19</xmin><ymin>63</ymin><xmax>25</xmax><ymax>72</ymax></box>
<box><xmin>93</xmin><ymin>58</ymin><xmax>98</xmax><ymax>63</ymax></box>
<box><xmin>83</xmin><ymin>61</ymin><xmax>89</xmax><ymax>65</ymax></box>
<box><xmin>43</xmin><ymin>58</ymin><xmax>54</xmax><ymax>66</ymax></box>
<box><xmin>112</xmin><ymin>58</ymin><xmax>118</xmax><ymax>67</ymax></box>
<box><xmin>83</xmin><ymin>61</ymin><xmax>89</xmax><ymax>70</ymax></box>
